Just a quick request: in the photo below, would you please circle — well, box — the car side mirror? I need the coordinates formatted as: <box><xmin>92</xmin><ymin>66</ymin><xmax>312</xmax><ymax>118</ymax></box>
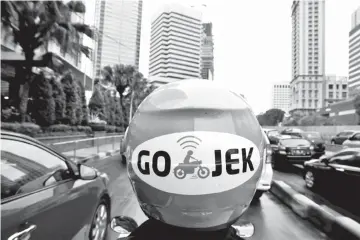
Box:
<box><xmin>111</xmin><ymin>216</ymin><xmax>138</xmax><ymax>239</ymax></box>
<box><xmin>78</xmin><ymin>164</ymin><xmax>98</xmax><ymax>180</ymax></box>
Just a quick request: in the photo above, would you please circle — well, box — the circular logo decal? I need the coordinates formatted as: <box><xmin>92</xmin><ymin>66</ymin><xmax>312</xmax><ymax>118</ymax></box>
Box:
<box><xmin>131</xmin><ymin>131</ymin><xmax>262</xmax><ymax>195</ymax></box>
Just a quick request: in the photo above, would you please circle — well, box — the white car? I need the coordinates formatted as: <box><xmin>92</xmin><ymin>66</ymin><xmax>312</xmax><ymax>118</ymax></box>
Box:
<box><xmin>342</xmin><ymin>131</ymin><xmax>360</xmax><ymax>148</ymax></box>
<box><xmin>253</xmin><ymin>131</ymin><xmax>274</xmax><ymax>200</ymax></box>
<box><xmin>120</xmin><ymin>127</ymin><xmax>129</xmax><ymax>164</ymax></box>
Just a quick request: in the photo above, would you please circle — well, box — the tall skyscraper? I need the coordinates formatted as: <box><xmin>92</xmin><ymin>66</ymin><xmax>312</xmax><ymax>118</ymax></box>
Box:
<box><xmin>149</xmin><ymin>4</ymin><xmax>202</xmax><ymax>80</ymax></box>
<box><xmin>349</xmin><ymin>6</ymin><xmax>360</xmax><ymax>98</ymax></box>
<box><xmin>272</xmin><ymin>83</ymin><xmax>291</xmax><ymax>113</ymax></box>
<box><xmin>201</xmin><ymin>23</ymin><xmax>214</xmax><ymax>80</ymax></box>
<box><xmin>290</xmin><ymin>0</ymin><xmax>325</xmax><ymax>114</ymax></box>
<box><xmin>94</xmin><ymin>0</ymin><xmax>143</xmax><ymax>78</ymax></box>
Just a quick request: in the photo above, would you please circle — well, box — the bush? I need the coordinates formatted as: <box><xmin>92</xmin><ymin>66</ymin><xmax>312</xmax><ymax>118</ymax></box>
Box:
<box><xmin>49</xmin><ymin>78</ymin><xmax>66</xmax><ymax>124</ymax></box>
<box><xmin>89</xmin><ymin>85</ymin><xmax>105</xmax><ymax>119</ymax></box>
<box><xmin>115</xmin><ymin>126</ymin><xmax>123</xmax><ymax>133</ymax></box>
<box><xmin>89</xmin><ymin>123</ymin><xmax>106</xmax><ymax>132</ymax></box>
<box><xmin>61</xmin><ymin>72</ymin><xmax>78</xmax><ymax>125</ymax></box>
<box><xmin>45</xmin><ymin>124</ymin><xmax>72</xmax><ymax>133</ymax></box>
<box><xmin>105</xmin><ymin>125</ymin><xmax>116</xmax><ymax>133</ymax></box>
<box><xmin>1</xmin><ymin>122</ymin><xmax>42</xmax><ymax>137</ymax></box>
<box><xmin>75</xmin><ymin>81</ymin><xmax>83</xmax><ymax>125</ymax></box>
<box><xmin>78</xmin><ymin>81</ymin><xmax>89</xmax><ymax>125</ymax></box>
<box><xmin>76</xmin><ymin>125</ymin><xmax>92</xmax><ymax>134</ymax></box>
<box><xmin>29</xmin><ymin>72</ymin><xmax>55</xmax><ymax>126</ymax></box>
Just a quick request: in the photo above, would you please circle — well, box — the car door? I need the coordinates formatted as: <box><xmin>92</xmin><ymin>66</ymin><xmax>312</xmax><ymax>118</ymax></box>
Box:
<box><xmin>1</xmin><ymin>136</ymin><xmax>101</xmax><ymax>240</ymax></box>
<box><xmin>345</xmin><ymin>133</ymin><xmax>360</xmax><ymax>148</ymax></box>
<box><xmin>328</xmin><ymin>150</ymin><xmax>358</xmax><ymax>195</ymax></box>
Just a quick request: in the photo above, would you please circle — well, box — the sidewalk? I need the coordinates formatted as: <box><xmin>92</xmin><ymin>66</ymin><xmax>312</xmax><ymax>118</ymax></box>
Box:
<box><xmin>62</xmin><ymin>143</ymin><xmax>120</xmax><ymax>163</ymax></box>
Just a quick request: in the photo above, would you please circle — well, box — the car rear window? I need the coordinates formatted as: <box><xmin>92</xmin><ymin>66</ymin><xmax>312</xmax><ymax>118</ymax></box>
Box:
<box><xmin>268</xmin><ymin>130</ymin><xmax>280</xmax><ymax>137</ymax></box>
<box><xmin>280</xmin><ymin>139</ymin><xmax>310</xmax><ymax>147</ymax></box>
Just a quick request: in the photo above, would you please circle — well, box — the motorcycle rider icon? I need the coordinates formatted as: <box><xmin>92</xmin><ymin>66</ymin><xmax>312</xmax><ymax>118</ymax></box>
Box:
<box><xmin>173</xmin><ymin>150</ymin><xmax>210</xmax><ymax>179</ymax></box>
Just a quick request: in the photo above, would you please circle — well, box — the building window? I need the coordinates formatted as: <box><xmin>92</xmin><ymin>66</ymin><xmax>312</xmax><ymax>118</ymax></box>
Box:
<box><xmin>342</xmin><ymin>84</ymin><xmax>347</xmax><ymax>90</ymax></box>
<box><xmin>309</xmin><ymin>90</ymin><xmax>312</xmax><ymax>97</ymax></box>
<box><xmin>309</xmin><ymin>100</ymin><xmax>312</xmax><ymax>108</ymax></box>
<box><xmin>336</xmin><ymin>84</ymin><xmax>339</xmax><ymax>90</ymax></box>
<box><xmin>315</xmin><ymin>100</ymin><xmax>318</xmax><ymax>108</ymax></box>
<box><xmin>329</xmin><ymin>92</ymin><xmax>333</xmax><ymax>98</ymax></box>
<box><xmin>302</xmin><ymin>100</ymin><xmax>305</xmax><ymax>108</ymax></box>
<box><xmin>336</xmin><ymin>93</ymin><xmax>339</xmax><ymax>99</ymax></box>
<box><xmin>328</xmin><ymin>84</ymin><xmax>333</xmax><ymax>90</ymax></box>
<box><xmin>342</xmin><ymin>92</ymin><xmax>347</xmax><ymax>98</ymax></box>
<box><xmin>315</xmin><ymin>90</ymin><xmax>318</xmax><ymax>98</ymax></box>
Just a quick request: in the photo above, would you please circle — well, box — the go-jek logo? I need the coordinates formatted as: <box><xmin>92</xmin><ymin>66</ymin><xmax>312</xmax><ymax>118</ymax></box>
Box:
<box><xmin>131</xmin><ymin>131</ymin><xmax>261</xmax><ymax>195</ymax></box>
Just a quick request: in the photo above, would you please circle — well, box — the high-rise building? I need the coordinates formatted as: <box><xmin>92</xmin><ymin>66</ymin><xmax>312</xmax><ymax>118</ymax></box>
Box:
<box><xmin>94</xmin><ymin>0</ymin><xmax>143</xmax><ymax>78</ymax></box>
<box><xmin>290</xmin><ymin>0</ymin><xmax>325</xmax><ymax>114</ymax></box>
<box><xmin>149</xmin><ymin>4</ymin><xmax>202</xmax><ymax>80</ymax></box>
<box><xmin>272</xmin><ymin>83</ymin><xmax>291</xmax><ymax>113</ymax></box>
<box><xmin>201</xmin><ymin>23</ymin><xmax>214</xmax><ymax>80</ymax></box>
<box><xmin>322</xmin><ymin>75</ymin><xmax>348</xmax><ymax>107</ymax></box>
<box><xmin>349</xmin><ymin>6</ymin><xmax>360</xmax><ymax>98</ymax></box>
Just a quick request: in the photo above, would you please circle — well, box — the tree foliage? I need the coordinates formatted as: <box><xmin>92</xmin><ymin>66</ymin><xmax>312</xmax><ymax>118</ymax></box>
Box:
<box><xmin>256</xmin><ymin>108</ymin><xmax>285</xmax><ymax>126</ymax></box>
<box><xmin>1</xmin><ymin>1</ymin><xmax>93</xmax><ymax>122</ymax></box>
<box><xmin>75</xmin><ymin>80</ymin><xmax>83</xmax><ymax>125</ymax></box>
<box><xmin>77</xmin><ymin>81</ymin><xmax>89</xmax><ymax>125</ymax></box>
<box><xmin>61</xmin><ymin>72</ymin><xmax>78</xmax><ymax>125</ymax></box>
<box><xmin>29</xmin><ymin>72</ymin><xmax>55</xmax><ymax>126</ymax></box>
<box><xmin>49</xmin><ymin>77</ymin><xmax>66</xmax><ymax>124</ymax></box>
<box><xmin>88</xmin><ymin>84</ymin><xmax>105</xmax><ymax>120</ymax></box>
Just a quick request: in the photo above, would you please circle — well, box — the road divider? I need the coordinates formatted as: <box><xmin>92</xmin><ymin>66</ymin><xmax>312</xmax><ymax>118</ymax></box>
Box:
<box><xmin>270</xmin><ymin>180</ymin><xmax>360</xmax><ymax>240</ymax></box>
<box><xmin>73</xmin><ymin>148</ymin><xmax>121</xmax><ymax>164</ymax></box>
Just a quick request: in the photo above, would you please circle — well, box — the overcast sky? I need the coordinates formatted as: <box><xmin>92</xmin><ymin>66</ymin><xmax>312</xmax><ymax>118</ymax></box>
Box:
<box><xmin>85</xmin><ymin>0</ymin><xmax>360</xmax><ymax>115</ymax></box>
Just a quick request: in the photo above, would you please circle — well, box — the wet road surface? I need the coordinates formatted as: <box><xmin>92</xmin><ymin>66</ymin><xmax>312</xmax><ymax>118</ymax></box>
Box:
<box><xmin>88</xmin><ymin>155</ymin><xmax>330</xmax><ymax>240</ymax></box>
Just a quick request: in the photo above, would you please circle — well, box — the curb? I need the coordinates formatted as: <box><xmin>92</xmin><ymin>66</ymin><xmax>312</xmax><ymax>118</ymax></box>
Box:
<box><xmin>270</xmin><ymin>180</ymin><xmax>360</xmax><ymax>240</ymax></box>
<box><xmin>76</xmin><ymin>148</ymin><xmax>121</xmax><ymax>164</ymax></box>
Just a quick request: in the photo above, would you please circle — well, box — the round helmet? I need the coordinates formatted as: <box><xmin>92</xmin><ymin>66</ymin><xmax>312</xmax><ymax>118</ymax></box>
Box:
<box><xmin>125</xmin><ymin>80</ymin><xmax>267</xmax><ymax>230</ymax></box>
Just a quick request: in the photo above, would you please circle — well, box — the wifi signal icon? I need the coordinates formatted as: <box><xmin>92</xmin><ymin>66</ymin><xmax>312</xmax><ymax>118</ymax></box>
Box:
<box><xmin>177</xmin><ymin>135</ymin><xmax>202</xmax><ymax>150</ymax></box>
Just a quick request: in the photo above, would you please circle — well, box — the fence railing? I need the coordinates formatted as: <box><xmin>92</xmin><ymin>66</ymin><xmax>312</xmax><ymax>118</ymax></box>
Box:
<box><xmin>50</xmin><ymin>135</ymin><xmax>123</xmax><ymax>159</ymax></box>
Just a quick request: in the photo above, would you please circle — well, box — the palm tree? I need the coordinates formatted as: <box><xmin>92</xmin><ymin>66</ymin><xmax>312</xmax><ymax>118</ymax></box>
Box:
<box><xmin>101</xmin><ymin>64</ymin><xmax>136</xmax><ymax>127</ymax></box>
<box><xmin>1</xmin><ymin>1</ymin><xmax>93</xmax><ymax>122</ymax></box>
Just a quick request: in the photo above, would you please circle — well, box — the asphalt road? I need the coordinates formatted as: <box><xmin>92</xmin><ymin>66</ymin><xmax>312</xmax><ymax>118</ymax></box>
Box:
<box><xmin>88</xmin><ymin>154</ymin><xmax>330</xmax><ymax>240</ymax></box>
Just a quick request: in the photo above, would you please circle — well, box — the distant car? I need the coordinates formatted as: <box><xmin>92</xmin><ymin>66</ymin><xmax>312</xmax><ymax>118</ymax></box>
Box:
<box><xmin>299</xmin><ymin>132</ymin><xmax>326</xmax><ymax>158</ymax></box>
<box><xmin>280</xmin><ymin>128</ymin><xmax>304</xmax><ymax>135</ymax></box>
<box><xmin>331</xmin><ymin>130</ymin><xmax>356</xmax><ymax>145</ymax></box>
<box><xmin>303</xmin><ymin>148</ymin><xmax>360</xmax><ymax>192</ymax></box>
<box><xmin>253</xmin><ymin>131</ymin><xmax>274</xmax><ymax>200</ymax></box>
<box><xmin>272</xmin><ymin>137</ymin><xmax>313</xmax><ymax>169</ymax></box>
<box><xmin>342</xmin><ymin>131</ymin><xmax>360</xmax><ymax>148</ymax></box>
<box><xmin>1</xmin><ymin>131</ymin><xmax>111</xmax><ymax>240</ymax></box>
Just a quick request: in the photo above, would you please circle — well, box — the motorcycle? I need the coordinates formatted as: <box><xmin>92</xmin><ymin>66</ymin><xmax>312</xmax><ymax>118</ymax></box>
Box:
<box><xmin>110</xmin><ymin>215</ymin><xmax>254</xmax><ymax>239</ymax></box>
<box><xmin>173</xmin><ymin>160</ymin><xmax>210</xmax><ymax>179</ymax></box>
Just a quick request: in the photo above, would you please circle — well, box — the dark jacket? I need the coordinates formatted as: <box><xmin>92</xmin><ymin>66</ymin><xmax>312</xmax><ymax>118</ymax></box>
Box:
<box><xmin>127</xmin><ymin>219</ymin><xmax>244</xmax><ymax>240</ymax></box>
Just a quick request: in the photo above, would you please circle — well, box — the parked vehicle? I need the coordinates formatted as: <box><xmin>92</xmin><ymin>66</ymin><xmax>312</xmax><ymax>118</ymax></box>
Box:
<box><xmin>280</xmin><ymin>128</ymin><xmax>304</xmax><ymax>135</ymax></box>
<box><xmin>342</xmin><ymin>131</ymin><xmax>360</xmax><ymax>148</ymax></box>
<box><xmin>253</xmin><ymin>131</ymin><xmax>274</xmax><ymax>200</ymax></box>
<box><xmin>1</xmin><ymin>131</ymin><xmax>111</xmax><ymax>240</ymax></box>
<box><xmin>331</xmin><ymin>130</ymin><xmax>357</xmax><ymax>145</ymax></box>
<box><xmin>299</xmin><ymin>131</ymin><xmax>326</xmax><ymax>158</ymax></box>
<box><xmin>303</xmin><ymin>148</ymin><xmax>360</xmax><ymax>192</ymax></box>
<box><xmin>263</xmin><ymin>128</ymin><xmax>282</xmax><ymax>145</ymax></box>
<box><xmin>272</xmin><ymin>137</ymin><xmax>313</xmax><ymax>169</ymax></box>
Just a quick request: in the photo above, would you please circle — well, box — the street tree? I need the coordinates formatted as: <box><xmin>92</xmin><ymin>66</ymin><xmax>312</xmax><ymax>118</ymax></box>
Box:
<box><xmin>1</xmin><ymin>1</ymin><xmax>93</xmax><ymax>122</ymax></box>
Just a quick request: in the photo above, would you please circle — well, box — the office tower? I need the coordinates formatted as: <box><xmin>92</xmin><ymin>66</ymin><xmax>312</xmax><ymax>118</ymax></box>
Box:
<box><xmin>349</xmin><ymin>6</ymin><xmax>360</xmax><ymax>98</ymax></box>
<box><xmin>149</xmin><ymin>4</ymin><xmax>202</xmax><ymax>80</ymax></box>
<box><xmin>272</xmin><ymin>83</ymin><xmax>291</xmax><ymax>113</ymax></box>
<box><xmin>94</xmin><ymin>0</ymin><xmax>143</xmax><ymax>77</ymax></box>
<box><xmin>201</xmin><ymin>23</ymin><xmax>214</xmax><ymax>80</ymax></box>
<box><xmin>290</xmin><ymin>0</ymin><xmax>325</xmax><ymax>113</ymax></box>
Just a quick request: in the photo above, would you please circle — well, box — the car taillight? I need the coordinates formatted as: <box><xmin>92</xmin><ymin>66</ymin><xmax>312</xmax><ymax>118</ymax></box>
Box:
<box><xmin>264</xmin><ymin>144</ymin><xmax>272</xmax><ymax>164</ymax></box>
